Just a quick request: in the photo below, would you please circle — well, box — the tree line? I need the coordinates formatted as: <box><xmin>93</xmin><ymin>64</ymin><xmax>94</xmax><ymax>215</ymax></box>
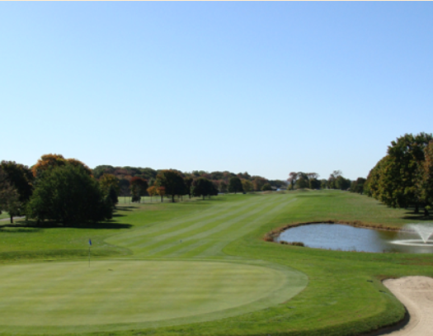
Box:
<box><xmin>364</xmin><ymin>133</ymin><xmax>433</xmax><ymax>216</ymax></box>
<box><xmin>286</xmin><ymin>171</ymin><xmax>364</xmax><ymax>192</ymax></box>
<box><xmin>0</xmin><ymin>154</ymin><xmax>283</xmax><ymax>224</ymax></box>
<box><xmin>93</xmin><ymin>165</ymin><xmax>286</xmax><ymax>196</ymax></box>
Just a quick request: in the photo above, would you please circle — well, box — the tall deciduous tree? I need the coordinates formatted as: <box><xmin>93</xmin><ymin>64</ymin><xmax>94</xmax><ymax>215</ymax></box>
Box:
<box><xmin>0</xmin><ymin>161</ymin><xmax>34</xmax><ymax>206</ymax></box>
<box><xmin>219</xmin><ymin>181</ymin><xmax>228</xmax><ymax>193</ymax></box>
<box><xmin>147</xmin><ymin>186</ymin><xmax>157</xmax><ymax>201</ymax></box>
<box><xmin>242</xmin><ymin>179</ymin><xmax>253</xmax><ymax>192</ymax></box>
<box><xmin>32</xmin><ymin>154</ymin><xmax>91</xmax><ymax>177</ymax></box>
<box><xmin>228</xmin><ymin>177</ymin><xmax>243</xmax><ymax>194</ymax></box>
<box><xmin>99</xmin><ymin>174</ymin><xmax>120</xmax><ymax>205</ymax></box>
<box><xmin>309</xmin><ymin>178</ymin><xmax>321</xmax><ymax>190</ymax></box>
<box><xmin>32</xmin><ymin>154</ymin><xmax>66</xmax><ymax>177</ymax></box>
<box><xmin>155</xmin><ymin>170</ymin><xmax>185</xmax><ymax>202</ymax></box>
<box><xmin>192</xmin><ymin>178</ymin><xmax>217</xmax><ymax>199</ymax></box>
<box><xmin>27</xmin><ymin>165</ymin><xmax>113</xmax><ymax>224</ymax></box>
<box><xmin>287</xmin><ymin>172</ymin><xmax>298</xmax><ymax>190</ymax></box>
<box><xmin>335</xmin><ymin>175</ymin><xmax>351</xmax><ymax>190</ymax></box>
<box><xmin>380</xmin><ymin>133</ymin><xmax>432</xmax><ymax>212</ymax></box>
<box><xmin>130</xmin><ymin>177</ymin><xmax>148</xmax><ymax>202</ymax></box>
<box><xmin>295</xmin><ymin>177</ymin><xmax>309</xmax><ymax>189</ymax></box>
<box><xmin>328</xmin><ymin>170</ymin><xmax>342</xmax><ymax>189</ymax></box>
<box><xmin>252</xmin><ymin>177</ymin><xmax>267</xmax><ymax>191</ymax></box>
<box><xmin>350</xmin><ymin>178</ymin><xmax>366</xmax><ymax>194</ymax></box>
<box><xmin>0</xmin><ymin>168</ymin><xmax>22</xmax><ymax>223</ymax></box>
<box><xmin>184</xmin><ymin>176</ymin><xmax>193</xmax><ymax>199</ymax></box>
<box><xmin>156</xmin><ymin>186</ymin><xmax>166</xmax><ymax>202</ymax></box>
<box><xmin>365</xmin><ymin>133</ymin><xmax>433</xmax><ymax>215</ymax></box>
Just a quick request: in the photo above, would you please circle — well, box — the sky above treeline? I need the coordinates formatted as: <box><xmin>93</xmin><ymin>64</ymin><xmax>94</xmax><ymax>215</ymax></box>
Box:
<box><xmin>1</xmin><ymin>2</ymin><xmax>432</xmax><ymax>181</ymax></box>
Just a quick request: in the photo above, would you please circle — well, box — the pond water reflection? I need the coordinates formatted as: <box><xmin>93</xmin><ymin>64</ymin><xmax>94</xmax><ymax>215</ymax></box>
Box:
<box><xmin>276</xmin><ymin>223</ymin><xmax>433</xmax><ymax>253</ymax></box>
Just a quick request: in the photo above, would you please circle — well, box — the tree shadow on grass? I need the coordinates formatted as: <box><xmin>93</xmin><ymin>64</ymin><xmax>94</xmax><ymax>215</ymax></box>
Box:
<box><xmin>401</xmin><ymin>208</ymin><xmax>433</xmax><ymax>221</ymax></box>
<box><xmin>402</xmin><ymin>214</ymin><xmax>433</xmax><ymax>221</ymax></box>
<box><xmin>2</xmin><ymin>220</ymin><xmax>132</xmax><ymax>230</ymax></box>
<box><xmin>114</xmin><ymin>206</ymin><xmax>136</xmax><ymax>211</ymax></box>
<box><xmin>0</xmin><ymin>226</ymin><xmax>41</xmax><ymax>233</ymax></box>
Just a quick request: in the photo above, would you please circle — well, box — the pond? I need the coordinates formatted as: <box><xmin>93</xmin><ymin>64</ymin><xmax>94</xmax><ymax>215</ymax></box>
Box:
<box><xmin>276</xmin><ymin>223</ymin><xmax>433</xmax><ymax>253</ymax></box>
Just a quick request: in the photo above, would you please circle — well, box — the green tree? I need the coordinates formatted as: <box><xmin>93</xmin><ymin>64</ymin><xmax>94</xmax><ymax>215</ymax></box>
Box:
<box><xmin>309</xmin><ymin>178</ymin><xmax>321</xmax><ymax>190</ymax></box>
<box><xmin>421</xmin><ymin>140</ymin><xmax>433</xmax><ymax>215</ymax></box>
<box><xmin>0</xmin><ymin>168</ymin><xmax>22</xmax><ymax>223</ymax></box>
<box><xmin>261</xmin><ymin>183</ymin><xmax>272</xmax><ymax>191</ymax></box>
<box><xmin>242</xmin><ymin>179</ymin><xmax>253</xmax><ymax>192</ymax></box>
<box><xmin>365</xmin><ymin>156</ymin><xmax>390</xmax><ymax>198</ymax></box>
<box><xmin>155</xmin><ymin>170</ymin><xmax>185</xmax><ymax>202</ymax></box>
<box><xmin>27</xmin><ymin>165</ymin><xmax>113</xmax><ymax>224</ymax></box>
<box><xmin>219</xmin><ymin>181</ymin><xmax>228</xmax><ymax>193</ymax></box>
<box><xmin>130</xmin><ymin>177</ymin><xmax>148</xmax><ymax>203</ymax></box>
<box><xmin>350</xmin><ymin>177</ymin><xmax>366</xmax><ymax>194</ymax></box>
<box><xmin>0</xmin><ymin>161</ymin><xmax>34</xmax><ymax>205</ymax></box>
<box><xmin>192</xmin><ymin>178</ymin><xmax>217</xmax><ymax>199</ymax></box>
<box><xmin>92</xmin><ymin>165</ymin><xmax>115</xmax><ymax>179</ymax></box>
<box><xmin>328</xmin><ymin>170</ymin><xmax>342</xmax><ymax>189</ymax></box>
<box><xmin>184</xmin><ymin>176</ymin><xmax>193</xmax><ymax>199</ymax></box>
<box><xmin>295</xmin><ymin>176</ymin><xmax>309</xmax><ymax>189</ymax></box>
<box><xmin>379</xmin><ymin>133</ymin><xmax>432</xmax><ymax>212</ymax></box>
<box><xmin>228</xmin><ymin>177</ymin><xmax>243</xmax><ymax>194</ymax></box>
<box><xmin>99</xmin><ymin>174</ymin><xmax>120</xmax><ymax>205</ymax></box>
<box><xmin>252</xmin><ymin>177</ymin><xmax>267</xmax><ymax>191</ymax></box>
<box><xmin>320</xmin><ymin>179</ymin><xmax>328</xmax><ymax>189</ymax></box>
<box><xmin>0</xmin><ymin>161</ymin><xmax>34</xmax><ymax>221</ymax></box>
<box><xmin>335</xmin><ymin>175</ymin><xmax>351</xmax><ymax>190</ymax></box>
<box><xmin>287</xmin><ymin>172</ymin><xmax>298</xmax><ymax>190</ymax></box>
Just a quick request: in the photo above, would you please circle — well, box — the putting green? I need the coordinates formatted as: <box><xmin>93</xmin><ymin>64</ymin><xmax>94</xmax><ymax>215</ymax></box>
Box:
<box><xmin>0</xmin><ymin>260</ymin><xmax>307</xmax><ymax>334</ymax></box>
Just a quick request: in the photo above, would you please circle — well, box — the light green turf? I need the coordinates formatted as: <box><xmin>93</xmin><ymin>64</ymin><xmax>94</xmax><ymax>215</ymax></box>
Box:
<box><xmin>108</xmin><ymin>193</ymin><xmax>297</xmax><ymax>259</ymax></box>
<box><xmin>0</xmin><ymin>260</ymin><xmax>306</xmax><ymax>334</ymax></box>
<box><xmin>3</xmin><ymin>191</ymin><xmax>432</xmax><ymax>336</ymax></box>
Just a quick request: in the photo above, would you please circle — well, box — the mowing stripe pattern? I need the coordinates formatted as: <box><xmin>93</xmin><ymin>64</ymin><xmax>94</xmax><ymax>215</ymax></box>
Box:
<box><xmin>109</xmin><ymin>195</ymin><xmax>297</xmax><ymax>259</ymax></box>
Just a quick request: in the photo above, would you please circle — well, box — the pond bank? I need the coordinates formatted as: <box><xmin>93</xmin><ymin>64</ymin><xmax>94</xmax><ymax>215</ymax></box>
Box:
<box><xmin>264</xmin><ymin>220</ymin><xmax>402</xmax><ymax>242</ymax></box>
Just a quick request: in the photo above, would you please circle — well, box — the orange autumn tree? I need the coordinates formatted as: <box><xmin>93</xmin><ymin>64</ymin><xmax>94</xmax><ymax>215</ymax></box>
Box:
<box><xmin>32</xmin><ymin>154</ymin><xmax>92</xmax><ymax>177</ymax></box>
<box><xmin>32</xmin><ymin>154</ymin><xmax>66</xmax><ymax>177</ymax></box>
<box><xmin>156</xmin><ymin>186</ymin><xmax>166</xmax><ymax>203</ymax></box>
<box><xmin>147</xmin><ymin>186</ymin><xmax>157</xmax><ymax>201</ymax></box>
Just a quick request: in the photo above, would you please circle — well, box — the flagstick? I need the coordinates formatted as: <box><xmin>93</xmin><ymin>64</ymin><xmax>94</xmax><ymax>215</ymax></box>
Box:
<box><xmin>88</xmin><ymin>246</ymin><xmax>91</xmax><ymax>267</ymax></box>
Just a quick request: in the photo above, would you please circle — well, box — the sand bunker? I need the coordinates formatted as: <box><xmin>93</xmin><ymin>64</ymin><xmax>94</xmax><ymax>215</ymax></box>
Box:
<box><xmin>382</xmin><ymin>276</ymin><xmax>433</xmax><ymax>336</ymax></box>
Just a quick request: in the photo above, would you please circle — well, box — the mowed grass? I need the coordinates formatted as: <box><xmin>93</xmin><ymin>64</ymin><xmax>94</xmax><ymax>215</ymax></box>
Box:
<box><xmin>0</xmin><ymin>260</ymin><xmax>305</xmax><ymax>335</ymax></box>
<box><xmin>0</xmin><ymin>190</ymin><xmax>433</xmax><ymax>336</ymax></box>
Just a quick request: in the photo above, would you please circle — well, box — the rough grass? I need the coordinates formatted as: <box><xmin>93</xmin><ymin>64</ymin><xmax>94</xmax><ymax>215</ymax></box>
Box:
<box><xmin>0</xmin><ymin>190</ymin><xmax>432</xmax><ymax>336</ymax></box>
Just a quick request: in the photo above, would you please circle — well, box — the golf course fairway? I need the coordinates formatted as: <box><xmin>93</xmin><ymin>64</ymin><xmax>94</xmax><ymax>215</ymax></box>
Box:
<box><xmin>2</xmin><ymin>191</ymin><xmax>433</xmax><ymax>336</ymax></box>
<box><xmin>0</xmin><ymin>260</ymin><xmax>306</xmax><ymax>334</ymax></box>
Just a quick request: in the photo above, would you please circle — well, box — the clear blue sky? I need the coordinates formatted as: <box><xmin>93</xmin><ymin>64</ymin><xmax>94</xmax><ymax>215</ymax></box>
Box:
<box><xmin>1</xmin><ymin>2</ymin><xmax>432</xmax><ymax>181</ymax></box>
